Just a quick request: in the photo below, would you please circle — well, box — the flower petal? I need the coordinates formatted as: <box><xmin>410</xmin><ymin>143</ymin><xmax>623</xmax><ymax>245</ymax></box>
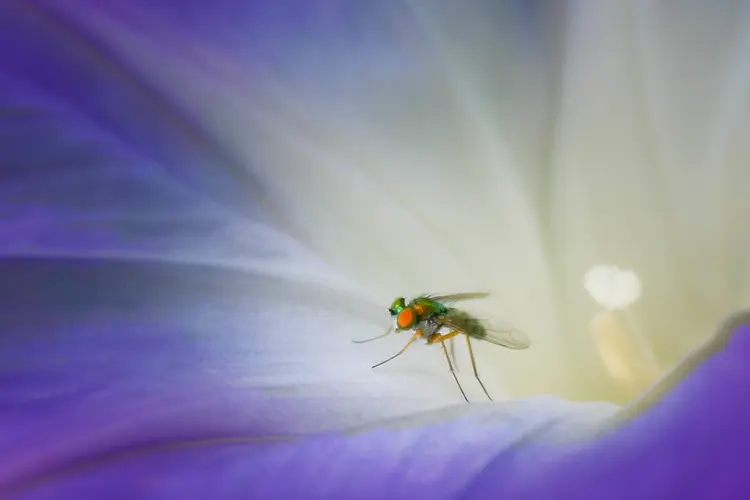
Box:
<box><xmin>11</xmin><ymin>313</ymin><xmax>747</xmax><ymax>499</ymax></box>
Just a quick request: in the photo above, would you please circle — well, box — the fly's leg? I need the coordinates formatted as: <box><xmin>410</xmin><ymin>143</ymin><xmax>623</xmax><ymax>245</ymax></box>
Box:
<box><xmin>466</xmin><ymin>335</ymin><xmax>493</xmax><ymax>401</ymax></box>
<box><xmin>426</xmin><ymin>328</ymin><xmax>463</xmax><ymax>344</ymax></box>
<box><xmin>371</xmin><ymin>330</ymin><xmax>419</xmax><ymax>369</ymax></box>
<box><xmin>449</xmin><ymin>337</ymin><xmax>458</xmax><ymax>372</ymax></box>
<box><xmin>425</xmin><ymin>317</ymin><xmax>457</xmax><ymax>369</ymax></box>
<box><xmin>440</xmin><ymin>340</ymin><xmax>469</xmax><ymax>403</ymax></box>
<box><xmin>353</xmin><ymin>326</ymin><xmax>393</xmax><ymax>344</ymax></box>
<box><xmin>428</xmin><ymin>329</ymin><xmax>469</xmax><ymax>403</ymax></box>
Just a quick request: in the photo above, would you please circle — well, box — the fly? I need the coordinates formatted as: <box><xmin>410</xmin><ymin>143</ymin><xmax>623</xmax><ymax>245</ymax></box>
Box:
<box><xmin>354</xmin><ymin>293</ymin><xmax>530</xmax><ymax>403</ymax></box>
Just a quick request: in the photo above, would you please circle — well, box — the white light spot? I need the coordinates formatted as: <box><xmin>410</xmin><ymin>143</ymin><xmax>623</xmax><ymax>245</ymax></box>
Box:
<box><xmin>584</xmin><ymin>265</ymin><xmax>642</xmax><ymax>311</ymax></box>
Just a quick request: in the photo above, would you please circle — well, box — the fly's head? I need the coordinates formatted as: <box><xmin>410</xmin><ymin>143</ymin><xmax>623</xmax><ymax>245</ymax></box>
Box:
<box><xmin>389</xmin><ymin>297</ymin><xmax>420</xmax><ymax>332</ymax></box>
<box><xmin>388</xmin><ymin>297</ymin><xmax>406</xmax><ymax>317</ymax></box>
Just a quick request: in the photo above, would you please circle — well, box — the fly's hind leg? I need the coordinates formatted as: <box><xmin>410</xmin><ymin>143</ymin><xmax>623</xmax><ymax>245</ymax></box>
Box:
<box><xmin>466</xmin><ymin>335</ymin><xmax>493</xmax><ymax>401</ymax></box>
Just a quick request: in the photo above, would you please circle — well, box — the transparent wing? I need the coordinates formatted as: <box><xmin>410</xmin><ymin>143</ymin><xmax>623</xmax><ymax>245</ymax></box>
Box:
<box><xmin>477</xmin><ymin>326</ymin><xmax>531</xmax><ymax>350</ymax></box>
<box><xmin>423</xmin><ymin>292</ymin><xmax>491</xmax><ymax>303</ymax></box>
<box><xmin>438</xmin><ymin>313</ymin><xmax>531</xmax><ymax>350</ymax></box>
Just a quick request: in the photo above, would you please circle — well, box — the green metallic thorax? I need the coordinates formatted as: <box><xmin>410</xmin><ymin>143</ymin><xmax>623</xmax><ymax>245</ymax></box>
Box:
<box><xmin>406</xmin><ymin>297</ymin><xmax>452</xmax><ymax>330</ymax></box>
<box><xmin>410</xmin><ymin>296</ymin><xmax>449</xmax><ymax>317</ymax></box>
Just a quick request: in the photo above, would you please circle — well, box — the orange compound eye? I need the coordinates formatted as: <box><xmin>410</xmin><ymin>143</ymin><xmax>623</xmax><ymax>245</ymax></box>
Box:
<box><xmin>396</xmin><ymin>307</ymin><xmax>417</xmax><ymax>330</ymax></box>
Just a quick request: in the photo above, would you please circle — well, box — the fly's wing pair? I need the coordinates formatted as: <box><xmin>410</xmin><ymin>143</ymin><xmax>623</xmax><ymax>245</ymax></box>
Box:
<box><xmin>420</xmin><ymin>292</ymin><xmax>530</xmax><ymax>349</ymax></box>
<box><xmin>424</xmin><ymin>292</ymin><xmax>491</xmax><ymax>303</ymax></box>
<box><xmin>437</xmin><ymin>309</ymin><xmax>531</xmax><ymax>350</ymax></box>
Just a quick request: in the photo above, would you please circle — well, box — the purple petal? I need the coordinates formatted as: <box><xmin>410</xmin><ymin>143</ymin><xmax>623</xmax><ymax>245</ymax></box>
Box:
<box><xmin>10</xmin><ymin>316</ymin><xmax>750</xmax><ymax>499</ymax></box>
<box><xmin>3</xmin><ymin>1</ymin><xmax>750</xmax><ymax>499</ymax></box>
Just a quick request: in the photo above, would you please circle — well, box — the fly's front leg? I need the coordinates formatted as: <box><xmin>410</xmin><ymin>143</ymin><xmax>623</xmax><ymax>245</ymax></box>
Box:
<box><xmin>353</xmin><ymin>325</ymin><xmax>393</xmax><ymax>344</ymax></box>
<box><xmin>371</xmin><ymin>330</ymin><xmax>420</xmax><ymax>369</ymax></box>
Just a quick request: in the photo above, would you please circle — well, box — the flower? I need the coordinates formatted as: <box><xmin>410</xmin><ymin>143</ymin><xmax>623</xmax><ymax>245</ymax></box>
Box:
<box><xmin>3</xmin><ymin>1</ymin><xmax>750</xmax><ymax>498</ymax></box>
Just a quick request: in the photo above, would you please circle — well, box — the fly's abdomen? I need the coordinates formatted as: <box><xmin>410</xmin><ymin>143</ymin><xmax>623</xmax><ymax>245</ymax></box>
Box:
<box><xmin>444</xmin><ymin>309</ymin><xmax>487</xmax><ymax>339</ymax></box>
